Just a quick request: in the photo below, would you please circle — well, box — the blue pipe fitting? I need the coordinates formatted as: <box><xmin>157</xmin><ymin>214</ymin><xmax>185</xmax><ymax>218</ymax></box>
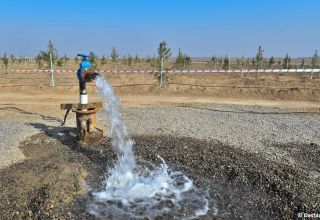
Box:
<box><xmin>77</xmin><ymin>54</ymin><xmax>93</xmax><ymax>82</ymax></box>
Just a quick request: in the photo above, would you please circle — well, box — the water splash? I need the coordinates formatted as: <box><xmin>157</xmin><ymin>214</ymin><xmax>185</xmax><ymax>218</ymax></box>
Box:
<box><xmin>88</xmin><ymin>76</ymin><xmax>211</xmax><ymax>219</ymax></box>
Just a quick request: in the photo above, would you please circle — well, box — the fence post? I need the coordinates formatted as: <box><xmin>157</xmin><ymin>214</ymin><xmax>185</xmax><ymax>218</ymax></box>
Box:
<box><xmin>50</xmin><ymin>52</ymin><xmax>54</xmax><ymax>87</ymax></box>
<box><xmin>160</xmin><ymin>57</ymin><xmax>164</xmax><ymax>88</ymax></box>
<box><xmin>228</xmin><ymin>56</ymin><xmax>231</xmax><ymax>75</ymax></box>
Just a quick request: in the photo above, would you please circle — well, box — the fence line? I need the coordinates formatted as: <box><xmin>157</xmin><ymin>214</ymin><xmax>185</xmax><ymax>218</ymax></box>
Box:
<box><xmin>1</xmin><ymin>83</ymin><xmax>319</xmax><ymax>91</ymax></box>
<box><xmin>5</xmin><ymin>68</ymin><xmax>320</xmax><ymax>74</ymax></box>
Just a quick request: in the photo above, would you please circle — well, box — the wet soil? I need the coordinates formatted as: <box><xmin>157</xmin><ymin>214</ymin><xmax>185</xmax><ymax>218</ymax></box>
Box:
<box><xmin>0</xmin><ymin>129</ymin><xmax>319</xmax><ymax>219</ymax></box>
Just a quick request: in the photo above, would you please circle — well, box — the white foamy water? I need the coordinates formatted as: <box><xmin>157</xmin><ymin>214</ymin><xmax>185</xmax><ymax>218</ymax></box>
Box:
<box><xmin>88</xmin><ymin>76</ymin><xmax>211</xmax><ymax>219</ymax></box>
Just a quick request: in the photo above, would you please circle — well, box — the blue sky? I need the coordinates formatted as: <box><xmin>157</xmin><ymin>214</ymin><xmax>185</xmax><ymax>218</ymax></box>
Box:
<box><xmin>0</xmin><ymin>0</ymin><xmax>319</xmax><ymax>57</ymax></box>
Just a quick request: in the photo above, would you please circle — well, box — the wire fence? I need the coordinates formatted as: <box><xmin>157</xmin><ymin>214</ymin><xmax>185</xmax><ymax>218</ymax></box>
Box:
<box><xmin>3</xmin><ymin>68</ymin><xmax>320</xmax><ymax>74</ymax></box>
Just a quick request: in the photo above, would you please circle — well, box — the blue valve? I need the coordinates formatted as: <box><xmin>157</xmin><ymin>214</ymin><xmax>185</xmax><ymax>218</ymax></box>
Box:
<box><xmin>77</xmin><ymin>54</ymin><xmax>93</xmax><ymax>82</ymax></box>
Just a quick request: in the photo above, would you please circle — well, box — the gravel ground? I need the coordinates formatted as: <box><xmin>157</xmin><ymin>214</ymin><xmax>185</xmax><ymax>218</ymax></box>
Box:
<box><xmin>0</xmin><ymin>105</ymin><xmax>71</xmax><ymax>169</ymax></box>
<box><xmin>1</xmin><ymin>104</ymin><xmax>319</xmax><ymax>169</ymax></box>
<box><xmin>0</xmin><ymin>123</ymin><xmax>27</xmax><ymax>168</ymax></box>
<box><xmin>0</xmin><ymin>104</ymin><xmax>319</xmax><ymax>219</ymax></box>
<box><xmin>98</xmin><ymin>104</ymin><xmax>320</xmax><ymax>163</ymax></box>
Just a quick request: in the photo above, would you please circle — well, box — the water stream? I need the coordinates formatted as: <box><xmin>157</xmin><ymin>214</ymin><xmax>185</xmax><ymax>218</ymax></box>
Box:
<box><xmin>88</xmin><ymin>75</ymin><xmax>211</xmax><ymax>219</ymax></box>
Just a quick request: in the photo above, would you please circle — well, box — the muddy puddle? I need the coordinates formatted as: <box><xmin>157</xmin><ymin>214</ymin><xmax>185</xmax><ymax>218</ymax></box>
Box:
<box><xmin>0</xmin><ymin>128</ymin><xmax>319</xmax><ymax>219</ymax></box>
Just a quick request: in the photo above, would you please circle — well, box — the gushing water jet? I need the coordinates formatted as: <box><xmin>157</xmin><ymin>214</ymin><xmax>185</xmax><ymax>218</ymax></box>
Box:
<box><xmin>89</xmin><ymin>75</ymin><xmax>210</xmax><ymax>219</ymax></box>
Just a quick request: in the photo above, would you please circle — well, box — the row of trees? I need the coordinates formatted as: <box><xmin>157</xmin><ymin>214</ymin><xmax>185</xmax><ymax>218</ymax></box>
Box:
<box><xmin>212</xmin><ymin>47</ymin><xmax>319</xmax><ymax>70</ymax></box>
<box><xmin>0</xmin><ymin>54</ymin><xmax>35</xmax><ymax>73</ymax></box>
<box><xmin>28</xmin><ymin>41</ymin><xmax>188</xmax><ymax>71</ymax></box>
<box><xmin>1</xmin><ymin>42</ymin><xmax>319</xmax><ymax>73</ymax></box>
<box><xmin>84</xmin><ymin>43</ymin><xmax>190</xmax><ymax>71</ymax></box>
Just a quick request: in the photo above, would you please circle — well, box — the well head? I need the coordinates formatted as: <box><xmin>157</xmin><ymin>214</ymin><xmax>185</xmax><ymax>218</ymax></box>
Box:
<box><xmin>61</xmin><ymin>102</ymin><xmax>104</xmax><ymax>143</ymax></box>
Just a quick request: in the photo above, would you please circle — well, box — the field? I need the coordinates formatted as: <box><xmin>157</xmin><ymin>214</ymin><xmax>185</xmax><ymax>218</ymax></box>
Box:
<box><xmin>0</xmin><ymin>69</ymin><xmax>319</xmax><ymax>219</ymax></box>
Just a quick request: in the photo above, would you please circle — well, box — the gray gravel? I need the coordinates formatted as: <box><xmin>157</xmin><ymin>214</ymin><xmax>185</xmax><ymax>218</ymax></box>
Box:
<box><xmin>1</xmin><ymin>104</ymin><xmax>320</xmax><ymax>169</ymax></box>
<box><xmin>0</xmin><ymin>123</ymin><xmax>28</xmax><ymax>168</ymax></box>
<box><xmin>0</xmin><ymin>107</ymin><xmax>72</xmax><ymax>169</ymax></box>
<box><xmin>98</xmin><ymin>104</ymin><xmax>320</xmax><ymax>163</ymax></box>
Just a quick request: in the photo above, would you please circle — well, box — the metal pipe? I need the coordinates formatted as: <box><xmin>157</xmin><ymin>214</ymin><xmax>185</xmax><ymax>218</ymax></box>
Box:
<box><xmin>79</xmin><ymin>81</ymin><xmax>88</xmax><ymax>104</ymax></box>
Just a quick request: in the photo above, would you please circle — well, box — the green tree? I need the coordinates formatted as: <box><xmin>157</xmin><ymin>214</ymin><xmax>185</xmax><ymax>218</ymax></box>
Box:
<box><xmin>111</xmin><ymin>46</ymin><xmax>119</xmax><ymax>70</ymax></box>
<box><xmin>157</xmin><ymin>41</ymin><xmax>171</xmax><ymax>87</ymax></box>
<box><xmin>10</xmin><ymin>55</ymin><xmax>15</xmax><ymax>64</ymax></box>
<box><xmin>100</xmin><ymin>55</ymin><xmax>107</xmax><ymax>68</ymax></box>
<box><xmin>283</xmin><ymin>54</ymin><xmax>291</xmax><ymax>69</ymax></box>
<box><xmin>134</xmin><ymin>54</ymin><xmax>140</xmax><ymax>63</ymax></box>
<box><xmin>311</xmin><ymin>50</ymin><xmax>319</xmax><ymax>68</ymax></box>
<box><xmin>146</xmin><ymin>56</ymin><xmax>152</xmax><ymax>63</ymax></box>
<box><xmin>255</xmin><ymin>46</ymin><xmax>264</xmax><ymax>68</ymax></box>
<box><xmin>18</xmin><ymin>56</ymin><xmax>23</xmax><ymax>67</ymax></box>
<box><xmin>89</xmin><ymin>51</ymin><xmax>98</xmax><ymax>69</ymax></box>
<box><xmin>211</xmin><ymin>56</ymin><xmax>217</xmax><ymax>69</ymax></box>
<box><xmin>301</xmin><ymin>58</ymin><xmax>305</xmax><ymax>69</ymax></box>
<box><xmin>57</xmin><ymin>57</ymin><xmax>65</xmax><ymax>67</ymax></box>
<box><xmin>175</xmin><ymin>48</ymin><xmax>184</xmax><ymax>69</ymax></box>
<box><xmin>184</xmin><ymin>55</ymin><xmax>191</xmax><ymax>67</ymax></box>
<box><xmin>251</xmin><ymin>58</ymin><xmax>256</xmax><ymax>67</ymax></box>
<box><xmin>35</xmin><ymin>54</ymin><xmax>44</xmax><ymax>69</ymax></box>
<box><xmin>55</xmin><ymin>54</ymin><xmax>68</xmax><ymax>67</ymax></box>
<box><xmin>268</xmin><ymin>56</ymin><xmax>275</xmax><ymax>68</ymax></box>
<box><xmin>2</xmin><ymin>53</ymin><xmax>9</xmax><ymax>73</ymax></box>
<box><xmin>223</xmin><ymin>55</ymin><xmax>229</xmax><ymax>70</ymax></box>
<box><xmin>158</xmin><ymin>41</ymin><xmax>171</xmax><ymax>63</ymax></box>
<box><xmin>38</xmin><ymin>40</ymin><xmax>58</xmax><ymax>68</ymax></box>
<box><xmin>127</xmin><ymin>55</ymin><xmax>133</xmax><ymax>69</ymax></box>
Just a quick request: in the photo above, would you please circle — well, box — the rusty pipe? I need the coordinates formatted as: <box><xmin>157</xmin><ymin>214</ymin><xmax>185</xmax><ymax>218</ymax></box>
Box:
<box><xmin>82</xmin><ymin>69</ymin><xmax>100</xmax><ymax>83</ymax></box>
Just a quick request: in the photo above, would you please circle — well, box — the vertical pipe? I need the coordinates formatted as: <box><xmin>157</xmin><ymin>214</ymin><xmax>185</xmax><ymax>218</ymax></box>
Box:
<box><xmin>160</xmin><ymin>57</ymin><xmax>164</xmax><ymax>88</ymax></box>
<box><xmin>241</xmin><ymin>57</ymin><xmax>244</xmax><ymax>78</ymax></box>
<box><xmin>286</xmin><ymin>57</ymin><xmax>289</xmax><ymax>76</ymax></box>
<box><xmin>228</xmin><ymin>56</ymin><xmax>230</xmax><ymax>75</ymax></box>
<box><xmin>50</xmin><ymin>52</ymin><xmax>54</xmax><ymax>87</ymax></box>
<box><xmin>80</xmin><ymin>81</ymin><xmax>88</xmax><ymax>104</ymax></box>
